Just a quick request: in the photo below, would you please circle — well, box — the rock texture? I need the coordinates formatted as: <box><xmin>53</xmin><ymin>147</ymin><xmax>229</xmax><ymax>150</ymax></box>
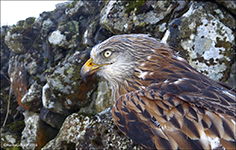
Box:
<box><xmin>42</xmin><ymin>108</ymin><xmax>142</xmax><ymax>150</ymax></box>
<box><xmin>1</xmin><ymin>0</ymin><xmax>235</xmax><ymax>149</ymax></box>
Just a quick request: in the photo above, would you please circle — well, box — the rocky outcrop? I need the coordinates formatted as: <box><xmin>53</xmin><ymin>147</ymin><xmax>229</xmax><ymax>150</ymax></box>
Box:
<box><xmin>1</xmin><ymin>0</ymin><xmax>235</xmax><ymax>149</ymax></box>
<box><xmin>42</xmin><ymin>108</ymin><xmax>143</xmax><ymax>150</ymax></box>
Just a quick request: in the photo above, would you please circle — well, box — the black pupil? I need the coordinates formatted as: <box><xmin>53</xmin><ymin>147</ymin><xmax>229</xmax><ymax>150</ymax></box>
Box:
<box><xmin>106</xmin><ymin>51</ymin><xmax>110</xmax><ymax>56</ymax></box>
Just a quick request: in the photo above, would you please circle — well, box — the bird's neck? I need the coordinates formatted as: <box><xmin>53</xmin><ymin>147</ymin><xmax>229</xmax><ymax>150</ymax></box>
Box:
<box><xmin>112</xmin><ymin>70</ymin><xmax>162</xmax><ymax>101</ymax></box>
<box><xmin>112</xmin><ymin>56</ymin><xmax>189</xmax><ymax>100</ymax></box>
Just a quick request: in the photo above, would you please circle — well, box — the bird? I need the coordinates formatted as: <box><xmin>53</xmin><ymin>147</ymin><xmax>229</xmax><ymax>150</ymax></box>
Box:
<box><xmin>81</xmin><ymin>34</ymin><xmax>236</xmax><ymax>149</ymax></box>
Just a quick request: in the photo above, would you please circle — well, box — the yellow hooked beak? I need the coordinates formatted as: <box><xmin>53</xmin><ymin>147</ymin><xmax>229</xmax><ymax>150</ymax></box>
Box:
<box><xmin>81</xmin><ymin>58</ymin><xmax>101</xmax><ymax>82</ymax></box>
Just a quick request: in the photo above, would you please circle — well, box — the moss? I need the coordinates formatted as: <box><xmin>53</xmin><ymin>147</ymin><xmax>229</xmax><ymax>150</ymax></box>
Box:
<box><xmin>16</xmin><ymin>20</ymin><xmax>25</xmax><ymax>27</ymax></box>
<box><xmin>66</xmin><ymin>3</ymin><xmax>70</xmax><ymax>8</ymax></box>
<box><xmin>33</xmin><ymin>76</ymin><xmax>39</xmax><ymax>80</ymax></box>
<box><xmin>59</xmin><ymin>20</ymin><xmax>79</xmax><ymax>41</ymax></box>
<box><xmin>44</xmin><ymin>66</ymin><xmax>55</xmax><ymax>75</ymax></box>
<box><xmin>69</xmin><ymin>0</ymin><xmax>79</xmax><ymax>9</ymax></box>
<box><xmin>113</xmin><ymin>8</ymin><xmax>119</xmax><ymax>14</ymax></box>
<box><xmin>5</xmin><ymin>120</ymin><xmax>25</xmax><ymax>132</ymax></box>
<box><xmin>19</xmin><ymin>57</ymin><xmax>25</xmax><ymax>62</ymax></box>
<box><xmin>6</xmin><ymin>146</ymin><xmax>22</xmax><ymax>150</ymax></box>
<box><xmin>81</xmin><ymin>102</ymin><xmax>90</xmax><ymax>108</ymax></box>
<box><xmin>40</xmin><ymin>48</ymin><xmax>44</xmax><ymax>53</ymax></box>
<box><xmin>44</xmin><ymin>58</ymin><xmax>49</xmax><ymax>64</ymax></box>
<box><xmin>10</xmin><ymin>26</ymin><xmax>24</xmax><ymax>34</ymax></box>
<box><xmin>10</xmin><ymin>17</ymin><xmax>35</xmax><ymax>34</ymax></box>
<box><xmin>103</xmin><ymin>129</ymin><xmax>109</xmax><ymax>134</ymax></box>
<box><xmin>139</xmin><ymin>22</ymin><xmax>146</xmax><ymax>27</ymax></box>
<box><xmin>60</xmin><ymin>141</ymin><xmax>76</xmax><ymax>149</ymax></box>
<box><xmin>59</xmin><ymin>20</ymin><xmax>67</xmax><ymax>26</ymax></box>
<box><xmin>99</xmin><ymin>1</ymin><xmax>107</xmax><ymax>12</ymax></box>
<box><xmin>92</xmin><ymin>136</ymin><xmax>103</xmax><ymax>146</ymax></box>
<box><xmin>87</xmin><ymin>111</ymin><xmax>96</xmax><ymax>117</ymax></box>
<box><xmin>71</xmin><ymin>21</ymin><xmax>79</xmax><ymax>33</ymax></box>
<box><xmin>24</xmin><ymin>17</ymin><xmax>36</xmax><ymax>27</ymax></box>
<box><xmin>124</xmin><ymin>0</ymin><xmax>146</xmax><ymax>14</ymax></box>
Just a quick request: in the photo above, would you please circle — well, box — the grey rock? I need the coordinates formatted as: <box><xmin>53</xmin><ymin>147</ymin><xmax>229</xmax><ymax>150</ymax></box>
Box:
<box><xmin>48</xmin><ymin>30</ymin><xmax>67</xmax><ymax>47</ymax></box>
<box><xmin>93</xmin><ymin>26</ymin><xmax>113</xmax><ymax>46</ymax></box>
<box><xmin>66</xmin><ymin>1</ymin><xmax>103</xmax><ymax>18</ymax></box>
<box><xmin>40</xmin><ymin>107</ymin><xmax>67</xmax><ymax>129</ymax></box>
<box><xmin>162</xmin><ymin>2</ymin><xmax>235</xmax><ymax>82</ymax></box>
<box><xmin>51</xmin><ymin>5</ymin><xmax>66</xmax><ymax>24</ymax></box>
<box><xmin>21</xmin><ymin>82</ymin><xmax>42</xmax><ymax>112</ymax></box>
<box><xmin>23</xmin><ymin>50</ymin><xmax>45</xmax><ymax>76</ymax></box>
<box><xmin>215</xmin><ymin>0</ymin><xmax>236</xmax><ymax>16</ymax></box>
<box><xmin>56</xmin><ymin>1</ymin><xmax>72</xmax><ymax>10</ymax></box>
<box><xmin>44</xmin><ymin>50</ymin><xmax>97</xmax><ymax>111</ymax></box>
<box><xmin>23</xmin><ymin>17</ymin><xmax>36</xmax><ymax>28</ymax></box>
<box><xmin>1</xmin><ymin>26</ymin><xmax>12</xmax><ymax>85</ymax></box>
<box><xmin>226</xmin><ymin>61</ymin><xmax>236</xmax><ymax>89</ymax></box>
<box><xmin>1</xmin><ymin>25</ymin><xmax>12</xmax><ymax>35</ymax></box>
<box><xmin>21</xmin><ymin>111</ymin><xmax>58</xmax><ymax>149</ymax></box>
<box><xmin>21</xmin><ymin>111</ymin><xmax>40</xmax><ymax>150</ymax></box>
<box><xmin>82</xmin><ymin>18</ymin><xmax>100</xmax><ymax>46</ymax></box>
<box><xmin>48</xmin><ymin>21</ymin><xmax>80</xmax><ymax>49</ymax></box>
<box><xmin>95</xmin><ymin>79</ymin><xmax>113</xmax><ymax>113</ymax></box>
<box><xmin>42</xmin><ymin>83</ymin><xmax>68</xmax><ymax>114</ymax></box>
<box><xmin>41</xmin><ymin>19</ymin><xmax>56</xmax><ymax>38</ymax></box>
<box><xmin>203</xmin><ymin>2</ymin><xmax>236</xmax><ymax>30</ymax></box>
<box><xmin>4</xmin><ymin>17</ymin><xmax>38</xmax><ymax>54</ymax></box>
<box><xmin>42</xmin><ymin>108</ymin><xmax>143</xmax><ymax>150</ymax></box>
<box><xmin>100</xmin><ymin>1</ymin><xmax>177</xmax><ymax>34</ymax></box>
<box><xmin>34</xmin><ymin>11</ymin><xmax>52</xmax><ymax>29</ymax></box>
<box><xmin>78</xmin><ymin>98</ymin><xmax>97</xmax><ymax>115</ymax></box>
<box><xmin>5</xmin><ymin>31</ymin><xmax>27</xmax><ymax>54</ymax></box>
<box><xmin>1</xmin><ymin>131</ymin><xmax>19</xmax><ymax>148</ymax></box>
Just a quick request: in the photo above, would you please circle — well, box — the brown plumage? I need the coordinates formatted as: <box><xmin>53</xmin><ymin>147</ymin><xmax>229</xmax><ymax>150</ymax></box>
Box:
<box><xmin>81</xmin><ymin>34</ymin><xmax>236</xmax><ymax>149</ymax></box>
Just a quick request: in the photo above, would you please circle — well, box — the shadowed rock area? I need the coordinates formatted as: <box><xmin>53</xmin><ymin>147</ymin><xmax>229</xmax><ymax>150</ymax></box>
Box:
<box><xmin>1</xmin><ymin>0</ymin><xmax>235</xmax><ymax>149</ymax></box>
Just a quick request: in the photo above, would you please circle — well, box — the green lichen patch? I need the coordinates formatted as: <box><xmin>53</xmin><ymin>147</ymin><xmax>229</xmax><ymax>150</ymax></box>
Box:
<box><xmin>124</xmin><ymin>0</ymin><xmax>147</xmax><ymax>14</ymax></box>
<box><xmin>4</xmin><ymin>120</ymin><xmax>25</xmax><ymax>134</ymax></box>
<box><xmin>23</xmin><ymin>17</ymin><xmax>36</xmax><ymax>27</ymax></box>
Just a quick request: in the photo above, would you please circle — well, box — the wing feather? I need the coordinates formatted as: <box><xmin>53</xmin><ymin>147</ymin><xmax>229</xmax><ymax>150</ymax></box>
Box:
<box><xmin>112</xmin><ymin>82</ymin><xmax>236</xmax><ymax>149</ymax></box>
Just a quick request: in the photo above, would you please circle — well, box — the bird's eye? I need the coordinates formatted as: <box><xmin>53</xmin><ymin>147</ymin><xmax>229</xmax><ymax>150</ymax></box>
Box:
<box><xmin>103</xmin><ymin>50</ymin><xmax>112</xmax><ymax>58</ymax></box>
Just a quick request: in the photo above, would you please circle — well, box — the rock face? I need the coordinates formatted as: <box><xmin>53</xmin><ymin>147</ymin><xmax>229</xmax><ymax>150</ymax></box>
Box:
<box><xmin>165</xmin><ymin>2</ymin><xmax>235</xmax><ymax>82</ymax></box>
<box><xmin>42</xmin><ymin>108</ymin><xmax>143</xmax><ymax>150</ymax></box>
<box><xmin>1</xmin><ymin>0</ymin><xmax>235</xmax><ymax>149</ymax></box>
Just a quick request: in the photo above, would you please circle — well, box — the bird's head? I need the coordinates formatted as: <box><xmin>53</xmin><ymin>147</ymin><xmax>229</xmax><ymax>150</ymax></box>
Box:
<box><xmin>81</xmin><ymin>35</ymin><xmax>137</xmax><ymax>86</ymax></box>
<box><xmin>81</xmin><ymin>34</ymin><xmax>177</xmax><ymax>98</ymax></box>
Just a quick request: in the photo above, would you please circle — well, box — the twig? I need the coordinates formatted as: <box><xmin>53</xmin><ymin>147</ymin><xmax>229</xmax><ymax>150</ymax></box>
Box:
<box><xmin>2</xmin><ymin>81</ymin><xmax>12</xmax><ymax>127</ymax></box>
<box><xmin>0</xmin><ymin>70</ymin><xmax>10</xmax><ymax>82</ymax></box>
